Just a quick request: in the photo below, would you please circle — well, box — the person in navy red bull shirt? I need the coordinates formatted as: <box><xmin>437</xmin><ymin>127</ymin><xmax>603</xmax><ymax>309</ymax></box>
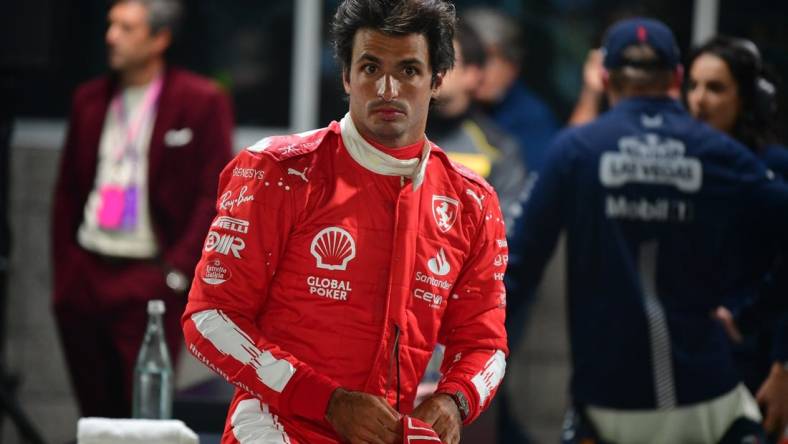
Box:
<box><xmin>515</xmin><ymin>17</ymin><xmax>788</xmax><ymax>443</ymax></box>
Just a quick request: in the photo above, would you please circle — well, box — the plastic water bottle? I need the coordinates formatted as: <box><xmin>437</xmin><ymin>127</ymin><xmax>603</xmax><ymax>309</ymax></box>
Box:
<box><xmin>132</xmin><ymin>299</ymin><xmax>173</xmax><ymax>419</ymax></box>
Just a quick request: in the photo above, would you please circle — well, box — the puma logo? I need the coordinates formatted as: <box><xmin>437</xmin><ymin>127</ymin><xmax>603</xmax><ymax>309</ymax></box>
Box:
<box><xmin>287</xmin><ymin>167</ymin><xmax>309</xmax><ymax>183</ymax></box>
<box><xmin>466</xmin><ymin>189</ymin><xmax>485</xmax><ymax>210</ymax></box>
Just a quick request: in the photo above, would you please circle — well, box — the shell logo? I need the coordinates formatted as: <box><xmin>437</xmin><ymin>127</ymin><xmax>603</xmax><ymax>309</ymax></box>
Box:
<box><xmin>310</xmin><ymin>227</ymin><xmax>356</xmax><ymax>271</ymax></box>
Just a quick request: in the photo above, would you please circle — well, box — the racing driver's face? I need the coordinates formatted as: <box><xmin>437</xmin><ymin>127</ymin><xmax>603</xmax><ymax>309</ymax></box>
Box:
<box><xmin>344</xmin><ymin>28</ymin><xmax>443</xmax><ymax>148</ymax></box>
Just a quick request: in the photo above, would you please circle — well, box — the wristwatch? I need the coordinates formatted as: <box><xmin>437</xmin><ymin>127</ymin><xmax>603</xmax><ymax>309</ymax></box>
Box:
<box><xmin>165</xmin><ymin>268</ymin><xmax>189</xmax><ymax>293</ymax></box>
<box><xmin>450</xmin><ymin>390</ymin><xmax>470</xmax><ymax>421</ymax></box>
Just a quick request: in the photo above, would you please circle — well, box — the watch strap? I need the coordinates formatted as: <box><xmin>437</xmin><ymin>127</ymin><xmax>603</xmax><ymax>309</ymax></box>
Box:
<box><xmin>450</xmin><ymin>390</ymin><xmax>470</xmax><ymax>420</ymax></box>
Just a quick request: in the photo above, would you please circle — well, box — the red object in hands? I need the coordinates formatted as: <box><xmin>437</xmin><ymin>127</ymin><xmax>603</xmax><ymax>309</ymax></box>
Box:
<box><xmin>402</xmin><ymin>416</ymin><xmax>442</xmax><ymax>443</ymax></box>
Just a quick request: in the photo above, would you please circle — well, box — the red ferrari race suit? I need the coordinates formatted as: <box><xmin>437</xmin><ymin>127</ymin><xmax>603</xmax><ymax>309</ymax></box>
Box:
<box><xmin>182</xmin><ymin>116</ymin><xmax>509</xmax><ymax>443</ymax></box>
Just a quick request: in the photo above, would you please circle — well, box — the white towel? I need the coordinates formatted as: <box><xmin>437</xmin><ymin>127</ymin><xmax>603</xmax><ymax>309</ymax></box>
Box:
<box><xmin>77</xmin><ymin>418</ymin><xmax>199</xmax><ymax>444</ymax></box>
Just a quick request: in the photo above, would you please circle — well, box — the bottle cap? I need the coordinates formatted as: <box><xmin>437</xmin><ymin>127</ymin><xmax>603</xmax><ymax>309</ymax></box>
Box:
<box><xmin>147</xmin><ymin>299</ymin><xmax>166</xmax><ymax>315</ymax></box>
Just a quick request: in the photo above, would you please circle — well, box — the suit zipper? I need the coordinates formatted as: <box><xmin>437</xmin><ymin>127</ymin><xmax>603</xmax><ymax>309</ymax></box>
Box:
<box><xmin>385</xmin><ymin>323</ymin><xmax>401</xmax><ymax>411</ymax></box>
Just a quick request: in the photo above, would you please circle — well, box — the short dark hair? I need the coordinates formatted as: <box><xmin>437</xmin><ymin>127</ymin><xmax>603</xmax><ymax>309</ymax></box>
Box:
<box><xmin>608</xmin><ymin>44</ymin><xmax>673</xmax><ymax>94</ymax></box>
<box><xmin>685</xmin><ymin>36</ymin><xmax>779</xmax><ymax>151</ymax></box>
<box><xmin>455</xmin><ymin>20</ymin><xmax>486</xmax><ymax>68</ymax></box>
<box><xmin>331</xmin><ymin>0</ymin><xmax>456</xmax><ymax>84</ymax></box>
<box><xmin>111</xmin><ymin>0</ymin><xmax>183</xmax><ymax>37</ymax></box>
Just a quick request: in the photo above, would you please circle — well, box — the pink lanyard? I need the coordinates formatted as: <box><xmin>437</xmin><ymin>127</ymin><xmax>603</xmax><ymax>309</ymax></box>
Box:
<box><xmin>109</xmin><ymin>75</ymin><xmax>164</xmax><ymax>162</ymax></box>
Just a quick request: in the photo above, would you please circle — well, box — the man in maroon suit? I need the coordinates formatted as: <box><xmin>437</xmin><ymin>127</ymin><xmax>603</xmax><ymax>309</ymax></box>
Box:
<box><xmin>52</xmin><ymin>0</ymin><xmax>233</xmax><ymax>417</ymax></box>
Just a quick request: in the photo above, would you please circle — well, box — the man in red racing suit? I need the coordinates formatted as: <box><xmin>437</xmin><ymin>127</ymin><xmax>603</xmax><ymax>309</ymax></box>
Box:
<box><xmin>182</xmin><ymin>1</ymin><xmax>508</xmax><ymax>442</ymax></box>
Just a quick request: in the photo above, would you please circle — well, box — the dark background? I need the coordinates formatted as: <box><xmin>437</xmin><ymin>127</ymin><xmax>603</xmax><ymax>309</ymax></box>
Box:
<box><xmin>3</xmin><ymin>0</ymin><xmax>786</xmax><ymax>142</ymax></box>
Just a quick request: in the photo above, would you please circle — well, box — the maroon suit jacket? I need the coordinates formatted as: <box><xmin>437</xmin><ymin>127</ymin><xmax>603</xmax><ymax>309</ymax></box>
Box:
<box><xmin>52</xmin><ymin>67</ymin><xmax>234</xmax><ymax>303</ymax></box>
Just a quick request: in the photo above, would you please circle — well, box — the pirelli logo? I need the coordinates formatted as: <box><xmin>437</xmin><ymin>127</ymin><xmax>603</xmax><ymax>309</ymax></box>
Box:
<box><xmin>212</xmin><ymin>216</ymin><xmax>250</xmax><ymax>234</ymax></box>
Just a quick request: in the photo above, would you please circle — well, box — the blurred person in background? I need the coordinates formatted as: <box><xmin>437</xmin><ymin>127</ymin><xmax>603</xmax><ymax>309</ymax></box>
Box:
<box><xmin>181</xmin><ymin>0</ymin><xmax>508</xmax><ymax>443</ymax></box>
<box><xmin>569</xmin><ymin>46</ymin><xmax>681</xmax><ymax>127</ymax></box>
<box><xmin>686</xmin><ymin>36</ymin><xmax>784</xmax><ymax>170</ymax></box>
<box><xmin>686</xmin><ymin>35</ymin><xmax>788</xmax><ymax>441</ymax></box>
<box><xmin>462</xmin><ymin>7</ymin><xmax>559</xmax><ymax>177</ymax></box>
<box><xmin>514</xmin><ymin>17</ymin><xmax>788</xmax><ymax>443</ymax></box>
<box><xmin>568</xmin><ymin>48</ymin><xmax>606</xmax><ymax>126</ymax></box>
<box><xmin>462</xmin><ymin>14</ymin><xmax>560</xmax><ymax>405</ymax></box>
<box><xmin>53</xmin><ymin>0</ymin><xmax>233</xmax><ymax>417</ymax></box>
<box><xmin>428</xmin><ymin>20</ymin><xmax>527</xmax><ymax>232</ymax></box>
<box><xmin>426</xmin><ymin>19</ymin><xmax>530</xmax><ymax>443</ymax></box>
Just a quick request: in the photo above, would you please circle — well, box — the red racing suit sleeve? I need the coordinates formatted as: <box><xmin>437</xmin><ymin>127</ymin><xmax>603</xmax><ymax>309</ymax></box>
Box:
<box><xmin>181</xmin><ymin>149</ymin><xmax>340</xmax><ymax>422</ymax></box>
<box><xmin>435</xmin><ymin>190</ymin><xmax>509</xmax><ymax>424</ymax></box>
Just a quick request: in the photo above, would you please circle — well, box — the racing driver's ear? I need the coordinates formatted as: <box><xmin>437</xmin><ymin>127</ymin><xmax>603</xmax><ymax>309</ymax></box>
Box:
<box><xmin>342</xmin><ymin>67</ymin><xmax>351</xmax><ymax>95</ymax></box>
<box><xmin>431</xmin><ymin>71</ymin><xmax>444</xmax><ymax>98</ymax></box>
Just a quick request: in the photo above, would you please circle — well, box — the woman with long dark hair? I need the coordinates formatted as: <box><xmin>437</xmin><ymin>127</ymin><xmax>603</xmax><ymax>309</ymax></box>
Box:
<box><xmin>686</xmin><ymin>36</ymin><xmax>788</xmax><ymax>440</ymax></box>
<box><xmin>686</xmin><ymin>35</ymin><xmax>785</xmax><ymax>163</ymax></box>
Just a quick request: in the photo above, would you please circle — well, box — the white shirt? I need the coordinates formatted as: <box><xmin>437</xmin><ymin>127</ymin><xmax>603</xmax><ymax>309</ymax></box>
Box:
<box><xmin>586</xmin><ymin>384</ymin><xmax>761</xmax><ymax>444</ymax></box>
<box><xmin>78</xmin><ymin>81</ymin><xmax>159</xmax><ymax>258</ymax></box>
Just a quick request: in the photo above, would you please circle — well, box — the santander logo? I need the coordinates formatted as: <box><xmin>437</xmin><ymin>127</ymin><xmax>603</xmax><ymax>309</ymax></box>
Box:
<box><xmin>310</xmin><ymin>227</ymin><xmax>356</xmax><ymax>271</ymax></box>
<box><xmin>427</xmin><ymin>248</ymin><xmax>450</xmax><ymax>276</ymax></box>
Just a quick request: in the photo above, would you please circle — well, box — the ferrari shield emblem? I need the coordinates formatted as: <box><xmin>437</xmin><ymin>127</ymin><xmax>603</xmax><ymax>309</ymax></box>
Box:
<box><xmin>432</xmin><ymin>195</ymin><xmax>460</xmax><ymax>233</ymax></box>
